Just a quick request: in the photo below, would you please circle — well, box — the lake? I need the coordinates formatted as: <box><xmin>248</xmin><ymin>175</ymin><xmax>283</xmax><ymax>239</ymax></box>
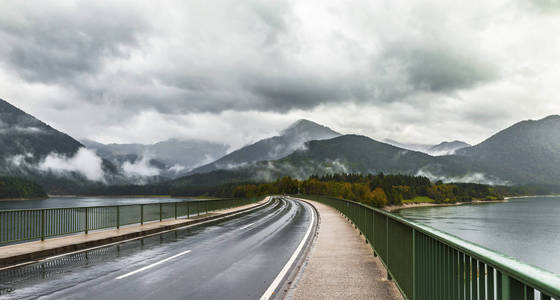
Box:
<box><xmin>0</xmin><ymin>196</ymin><xmax>198</xmax><ymax>210</ymax></box>
<box><xmin>396</xmin><ymin>196</ymin><xmax>560</xmax><ymax>274</ymax></box>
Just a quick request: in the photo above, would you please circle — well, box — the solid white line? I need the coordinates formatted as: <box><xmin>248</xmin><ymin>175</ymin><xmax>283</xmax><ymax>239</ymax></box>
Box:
<box><xmin>116</xmin><ymin>250</ymin><xmax>191</xmax><ymax>280</ymax></box>
<box><xmin>259</xmin><ymin>198</ymin><xmax>316</xmax><ymax>300</ymax></box>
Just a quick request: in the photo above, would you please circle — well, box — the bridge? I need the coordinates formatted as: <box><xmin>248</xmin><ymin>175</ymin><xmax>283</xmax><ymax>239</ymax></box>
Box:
<box><xmin>0</xmin><ymin>196</ymin><xmax>559</xmax><ymax>299</ymax></box>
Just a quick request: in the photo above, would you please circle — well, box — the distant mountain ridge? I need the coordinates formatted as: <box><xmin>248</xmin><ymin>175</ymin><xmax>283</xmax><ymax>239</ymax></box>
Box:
<box><xmin>172</xmin><ymin>134</ymin><xmax>490</xmax><ymax>189</ymax></box>
<box><xmin>428</xmin><ymin>141</ymin><xmax>471</xmax><ymax>156</ymax></box>
<box><xmin>383</xmin><ymin>139</ymin><xmax>434</xmax><ymax>153</ymax></box>
<box><xmin>384</xmin><ymin>139</ymin><xmax>470</xmax><ymax>156</ymax></box>
<box><xmin>82</xmin><ymin>138</ymin><xmax>229</xmax><ymax>176</ymax></box>
<box><xmin>188</xmin><ymin>119</ymin><xmax>341</xmax><ymax>174</ymax></box>
<box><xmin>456</xmin><ymin>115</ymin><xmax>560</xmax><ymax>185</ymax></box>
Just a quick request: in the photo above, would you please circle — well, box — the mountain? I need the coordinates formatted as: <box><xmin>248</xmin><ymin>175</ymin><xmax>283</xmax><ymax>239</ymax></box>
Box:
<box><xmin>456</xmin><ymin>115</ymin><xmax>560</xmax><ymax>185</ymax></box>
<box><xmin>278</xmin><ymin>135</ymin><xmax>436</xmax><ymax>175</ymax></box>
<box><xmin>383</xmin><ymin>139</ymin><xmax>434</xmax><ymax>153</ymax></box>
<box><xmin>172</xmin><ymin>135</ymin><xmax>487</xmax><ymax>190</ymax></box>
<box><xmin>0</xmin><ymin>99</ymin><xmax>83</xmax><ymax>161</ymax></box>
<box><xmin>189</xmin><ymin>119</ymin><xmax>341</xmax><ymax>174</ymax></box>
<box><xmin>427</xmin><ymin>141</ymin><xmax>470</xmax><ymax>156</ymax></box>
<box><xmin>82</xmin><ymin>138</ymin><xmax>229</xmax><ymax>176</ymax></box>
<box><xmin>271</xmin><ymin>135</ymin><xmax>484</xmax><ymax>180</ymax></box>
<box><xmin>0</xmin><ymin>99</ymin><xmax>123</xmax><ymax>193</ymax></box>
<box><xmin>384</xmin><ymin>139</ymin><xmax>470</xmax><ymax>156</ymax></box>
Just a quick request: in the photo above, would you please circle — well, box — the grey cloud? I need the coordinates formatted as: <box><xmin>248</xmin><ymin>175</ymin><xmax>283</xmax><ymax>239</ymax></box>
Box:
<box><xmin>380</xmin><ymin>43</ymin><xmax>498</xmax><ymax>93</ymax></box>
<box><xmin>0</xmin><ymin>0</ymin><xmax>499</xmax><ymax>117</ymax></box>
<box><xmin>245</xmin><ymin>74</ymin><xmax>356</xmax><ymax>112</ymax></box>
<box><xmin>0</xmin><ymin>2</ymin><xmax>148</xmax><ymax>83</ymax></box>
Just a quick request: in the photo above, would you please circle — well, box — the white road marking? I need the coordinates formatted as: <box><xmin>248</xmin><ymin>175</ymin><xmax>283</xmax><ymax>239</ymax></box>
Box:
<box><xmin>240</xmin><ymin>198</ymin><xmax>285</xmax><ymax>230</ymax></box>
<box><xmin>259</xmin><ymin>198</ymin><xmax>316</xmax><ymax>300</ymax></box>
<box><xmin>116</xmin><ymin>250</ymin><xmax>191</xmax><ymax>280</ymax></box>
<box><xmin>240</xmin><ymin>222</ymin><xmax>256</xmax><ymax>230</ymax></box>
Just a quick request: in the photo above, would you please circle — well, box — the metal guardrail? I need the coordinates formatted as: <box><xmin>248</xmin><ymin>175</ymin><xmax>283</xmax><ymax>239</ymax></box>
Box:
<box><xmin>303</xmin><ymin>195</ymin><xmax>560</xmax><ymax>300</ymax></box>
<box><xmin>0</xmin><ymin>198</ymin><xmax>259</xmax><ymax>245</ymax></box>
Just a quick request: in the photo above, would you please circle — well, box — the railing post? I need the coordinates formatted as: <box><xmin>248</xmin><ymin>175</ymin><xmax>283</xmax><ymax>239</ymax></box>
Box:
<box><xmin>116</xmin><ymin>206</ymin><xmax>120</xmax><ymax>229</ymax></box>
<box><xmin>159</xmin><ymin>203</ymin><xmax>163</xmax><ymax>221</ymax></box>
<box><xmin>412</xmin><ymin>228</ymin><xmax>416</xmax><ymax>300</ymax></box>
<box><xmin>175</xmin><ymin>202</ymin><xmax>178</xmax><ymax>219</ymax></box>
<box><xmin>372</xmin><ymin>208</ymin><xmax>375</xmax><ymax>249</ymax></box>
<box><xmin>140</xmin><ymin>204</ymin><xmax>144</xmax><ymax>225</ymax></box>
<box><xmin>187</xmin><ymin>202</ymin><xmax>190</xmax><ymax>218</ymax></box>
<box><xmin>500</xmin><ymin>274</ymin><xmax>524</xmax><ymax>300</ymax></box>
<box><xmin>85</xmin><ymin>207</ymin><xmax>88</xmax><ymax>234</ymax></box>
<box><xmin>41</xmin><ymin>209</ymin><xmax>45</xmax><ymax>241</ymax></box>
<box><xmin>386</xmin><ymin>215</ymin><xmax>390</xmax><ymax>280</ymax></box>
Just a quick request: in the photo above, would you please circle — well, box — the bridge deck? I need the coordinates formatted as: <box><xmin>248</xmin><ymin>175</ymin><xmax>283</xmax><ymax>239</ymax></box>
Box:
<box><xmin>291</xmin><ymin>199</ymin><xmax>403</xmax><ymax>300</ymax></box>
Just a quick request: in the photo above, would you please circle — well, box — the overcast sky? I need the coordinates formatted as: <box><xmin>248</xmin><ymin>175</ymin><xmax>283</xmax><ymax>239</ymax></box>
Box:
<box><xmin>1</xmin><ymin>0</ymin><xmax>559</xmax><ymax>150</ymax></box>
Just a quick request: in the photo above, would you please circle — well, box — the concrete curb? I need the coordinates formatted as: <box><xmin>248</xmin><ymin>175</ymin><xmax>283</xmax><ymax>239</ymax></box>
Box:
<box><xmin>0</xmin><ymin>198</ymin><xmax>271</xmax><ymax>269</ymax></box>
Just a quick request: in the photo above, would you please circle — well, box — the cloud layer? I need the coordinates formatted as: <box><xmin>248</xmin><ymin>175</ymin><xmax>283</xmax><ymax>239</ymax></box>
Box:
<box><xmin>38</xmin><ymin>148</ymin><xmax>105</xmax><ymax>181</ymax></box>
<box><xmin>1</xmin><ymin>0</ymin><xmax>559</xmax><ymax>148</ymax></box>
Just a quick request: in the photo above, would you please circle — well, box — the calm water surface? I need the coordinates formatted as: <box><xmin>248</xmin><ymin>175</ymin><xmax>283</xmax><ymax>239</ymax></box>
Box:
<box><xmin>396</xmin><ymin>196</ymin><xmax>560</xmax><ymax>274</ymax></box>
<box><xmin>0</xmin><ymin>196</ymin><xmax>197</xmax><ymax>210</ymax></box>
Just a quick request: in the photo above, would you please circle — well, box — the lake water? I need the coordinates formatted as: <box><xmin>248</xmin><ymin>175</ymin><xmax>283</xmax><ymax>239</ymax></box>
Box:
<box><xmin>0</xmin><ymin>196</ymin><xmax>197</xmax><ymax>210</ymax></box>
<box><xmin>396</xmin><ymin>196</ymin><xmax>560</xmax><ymax>274</ymax></box>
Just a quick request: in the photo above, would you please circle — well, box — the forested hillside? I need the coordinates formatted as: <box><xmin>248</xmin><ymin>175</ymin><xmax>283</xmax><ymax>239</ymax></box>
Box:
<box><xmin>0</xmin><ymin>176</ymin><xmax>47</xmax><ymax>199</ymax></box>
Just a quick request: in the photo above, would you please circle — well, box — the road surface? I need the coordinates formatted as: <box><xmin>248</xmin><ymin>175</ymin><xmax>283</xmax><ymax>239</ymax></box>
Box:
<box><xmin>0</xmin><ymin>197</ymin><xmax>315</xmax><ymax>300</ymax></box>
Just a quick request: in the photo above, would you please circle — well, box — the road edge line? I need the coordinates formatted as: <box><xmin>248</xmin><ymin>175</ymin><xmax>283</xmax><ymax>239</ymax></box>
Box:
<box><xmin>259</xmin><ymin>197</ymin><xmax>317</xmax><ymax>300</ymax></box>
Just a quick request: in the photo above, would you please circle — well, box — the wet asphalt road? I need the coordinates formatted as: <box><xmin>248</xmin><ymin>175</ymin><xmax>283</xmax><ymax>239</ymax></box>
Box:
<box><xmin>0</xmin><ymin>197</ymin><xmax>314</xmax><ymax>300</ymax></box>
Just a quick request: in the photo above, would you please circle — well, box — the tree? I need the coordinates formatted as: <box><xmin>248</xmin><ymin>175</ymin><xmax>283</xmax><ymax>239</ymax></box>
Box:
<box><xmin>372</xmin><ymin>187</ymin><xmax>388</xmax><ymax>207</ymax></box>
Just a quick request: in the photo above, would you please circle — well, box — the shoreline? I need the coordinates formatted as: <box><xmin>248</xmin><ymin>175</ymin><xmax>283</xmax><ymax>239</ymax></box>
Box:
<box><xmin>47</xmin><ymin>194</ymin><xmax>172</xmax><ymax>198</ymax></box>
<box><xmin>1</xmin><ymin>195</ymin><xmax>219</xmax><ymax>202</ymax></box>
<box><xmin>0</xmin><ymin>197</ymin><xmax>48</xmax><ymax>202</ymax></box>
<box><xmin>384</xmin><ymin>199</ymin><xmax>507</xmax><ymax>212</ymax></box>
<box><xmin>504</xmin><ymin>194</ymin><xmax>560</xmax><ymax>200</ymax></box>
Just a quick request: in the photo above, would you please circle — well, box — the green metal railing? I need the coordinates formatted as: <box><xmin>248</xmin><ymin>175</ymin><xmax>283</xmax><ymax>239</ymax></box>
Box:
<box><xmin>0</xmin><ymin>197</ymin><xmax>260</xmax><ymax>245</ymax></box>
<box><xmin>302</xmin><ymin>195</ymin><xmax>560</xmax><ymax>300</ymax></box>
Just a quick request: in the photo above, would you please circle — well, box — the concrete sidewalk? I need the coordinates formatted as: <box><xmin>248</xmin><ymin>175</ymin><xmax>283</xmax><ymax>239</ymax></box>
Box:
<box><xmin>0</xmin><ymin>198</ymin><xmax>268</xmax><ymax>268</ymax></box>
<box><xmin>290</xmin><ymin>200</ymin><xmax>403</xmax><ymax>300</ymax></box>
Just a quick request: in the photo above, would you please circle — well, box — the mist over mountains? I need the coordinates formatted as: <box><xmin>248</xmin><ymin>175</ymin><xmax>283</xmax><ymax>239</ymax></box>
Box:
<box><xmin>172</xmin><ymin>116</ymin><xmax>560</xmax><ymax>190</ymax></box>
<box><xmin>171</xmin><ymin>135</ymin><xmax>499</xmax><ymax>190</ymax></box>
<box><xmin>189</xmin><ymin>119</ymin><xmax>341</xmax><ymax>175</ymax></box>
<box><xmin>82</xmin><ymin>138</ymin><xmax>229</xmax><ymax>177</ymax></box>
<box><xmin>384</xmin><ymin>139</ymin><xmax>471</xmax><ymax>156</ymax></box>
<box><xmin>0</xmin><ymin>99</ymin><xmax>121</xmax><ymax>192</ymax></box>
<box><xmin>1</xmin><ymin>98</ymin><xmax>560</xmax><ymax>194</ymax></box>
<box><xmin>0</xmin><ymin>99</ymin><xmax>82</xmax><ymax>160</ymax></box>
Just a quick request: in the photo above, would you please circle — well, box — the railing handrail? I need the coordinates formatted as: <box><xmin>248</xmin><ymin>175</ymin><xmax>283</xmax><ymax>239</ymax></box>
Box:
<box><xmin>0</xmin><ymin>197</ymin><xmax>234</xmax><ymax>213</ymax></box>
<box><xmin>309</xmin><ymin>195</ymin><xmax>560</xmax><ymax>298</ymax></box>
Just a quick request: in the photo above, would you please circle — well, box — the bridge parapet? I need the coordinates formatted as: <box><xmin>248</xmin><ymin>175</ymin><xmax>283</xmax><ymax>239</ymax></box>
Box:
<box><xmin>0</xmin><ymin>197</ymin><xmax>259</xmax><ymax>245</ymax></box>
<box><xmin>303</xmin><ymin>195</ymin><xmax>560</xmax><ymax>300</ymax></box>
